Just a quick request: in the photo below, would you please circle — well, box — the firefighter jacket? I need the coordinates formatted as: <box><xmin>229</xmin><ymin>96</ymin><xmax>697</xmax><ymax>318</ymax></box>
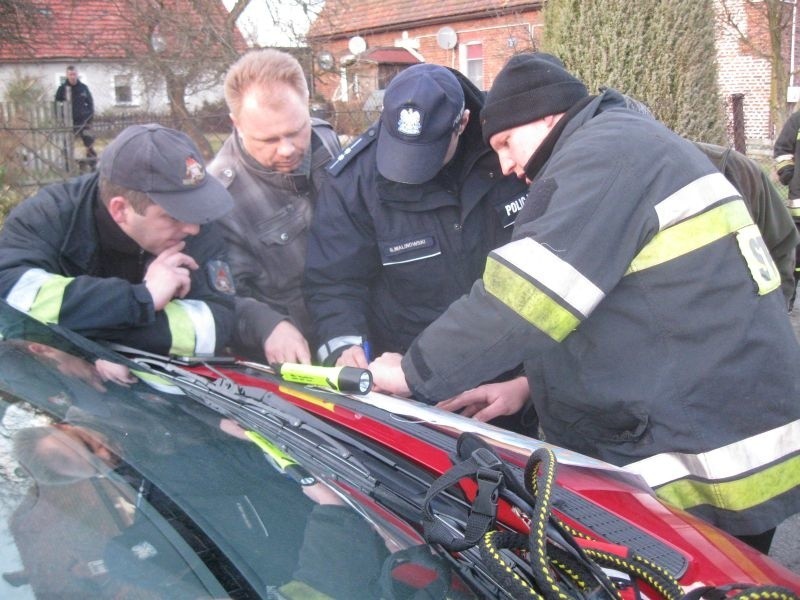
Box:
<box><xmin>303</xmin><ymin>73</ymin><xmax>529</xmax><ymax>364</ymax></box>
<box><xmin>208</xmin><ymin>120</ymin><xmax>340</xmax><ymax>356</ymax></box>
<box><xmin>773</xmin><ymin>110</ymin><xmax>800</xmax><ymax>219</ymax></box>
<box><xmin>695</xmin><ymin>141</ymin><xmax>799</xmax><ymax>306</ymax></box>
<box><xmin>0</xmin><ymin>173</ymin><xmax>235</xmax><ymax>356</ymax></box>
<box><xmin>402</xmin><ymin>90</ymin><xmax>800</xmax><ymax>537</ymax></box>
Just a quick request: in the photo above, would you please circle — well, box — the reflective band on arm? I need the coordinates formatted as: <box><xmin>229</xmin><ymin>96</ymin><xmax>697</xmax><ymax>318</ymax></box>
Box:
<box><xmin>484</xmin><ymin>258</ymin><xmax>579</xmax><ymax>341</ymax></box>
<box><xmin>484</xmin><ymin>242</ymin><xmax>605</xmax><ymax>342</ymax></box>
<box><xmin>490</xmin><ymin>238</ymin><xmax>605</xmax><ymax>317</ymax></box>
<box><xmin>317</xmin><ymin>335</ymin><xmax>364</xmax><ymax>364</ymax></box>
<box><xmin>627</xmin><ymin>200</ymin><xmax>753</xmax><ymax>274</ymax></box>
<box><xmin>775</xmin><ymin>153</ymin><xmax>794</xmax><ymax>171</ymax></box>
<box><xmin>163</xmin><ymin>299</ymin><xmax>216</xmax><ymax>356</ymax></box>
<box><xmin>654</xmin><ymin>172</ymin><xmax>740</xmax><ymax>230</ymax></box>
<box><xmin>5</xmin><ymin>268</ymin><xmax>70</xmax><ymax>324</ymax></box>
<box><xmin>788</xmin><ymin>198</ymin><xmax>800</xmax><ymax>219</ymax></box>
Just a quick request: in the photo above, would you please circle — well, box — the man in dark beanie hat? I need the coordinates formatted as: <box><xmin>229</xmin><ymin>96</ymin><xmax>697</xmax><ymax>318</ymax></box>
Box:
<box><xmin>303</xmin><ymin>64</ymin><xmax>528</xmax><ymax>369</ymax></box>
<box><xmin>369</xmin><ymin>53</ymin><xmax>800</xmax><ymax>554</ymax></box>
<box><xmin>0</xmin><ymin>124</ymin><xmax>236</xmax><ymax>359</ymax></box>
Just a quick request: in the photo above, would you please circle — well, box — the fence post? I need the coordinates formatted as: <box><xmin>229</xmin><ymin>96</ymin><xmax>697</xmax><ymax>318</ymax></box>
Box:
<box><xmin>730</xmin><ymin>93</ymin><xmax>746</xmax><ymax>154</ymax></box>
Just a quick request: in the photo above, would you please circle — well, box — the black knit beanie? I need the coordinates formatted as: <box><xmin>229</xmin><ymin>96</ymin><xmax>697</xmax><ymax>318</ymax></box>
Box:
<box><xmin>480</xmin><ymin>53</ymin><xmax>589</xmax><ymax>144</ymax></box>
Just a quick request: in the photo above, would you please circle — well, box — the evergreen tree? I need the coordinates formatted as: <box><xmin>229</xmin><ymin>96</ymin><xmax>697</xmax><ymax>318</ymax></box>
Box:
<box><xmin>542</xmin><ymin>0</ymin><xmax>726</xmax><ymax>143</ymax></box>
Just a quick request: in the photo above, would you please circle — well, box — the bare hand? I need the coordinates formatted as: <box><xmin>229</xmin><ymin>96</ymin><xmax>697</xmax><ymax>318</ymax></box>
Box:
<box><xmin>144</xmin><ymin>242</ymin><xmax>199</xmax><ymax>310</ymax></box>
<box><xmin>336</xmin><ymin>345</ymin><xmax>368</xmax><ymax>368</ymax></box>
<box><xmin>303</xmin><ymin>481</ymin><xmax>345</xmax><ymax>506</ymax></box>
<box><xmin>94</xmin><ymin>360</ymin><xmax>137</xmax><ymax>387</ymax></box>
<box><xmin>436</xmin><ymin>376</ymin><xmax>529</xmax><ymax>422</ymax></box>
<box><xmin>368</xmin><ymin>352</ymin><xmax>411</xmax><ymax>397</ymax></box>
<box><xmin>264</xmin><ymin>321</ymin><xmax>311</xmax><ymax>365</ymax></box>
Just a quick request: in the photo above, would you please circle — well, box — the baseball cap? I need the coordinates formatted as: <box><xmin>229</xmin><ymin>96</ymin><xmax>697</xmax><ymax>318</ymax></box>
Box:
<box><xmin>99</xmin><ymin>124</ymin><xmax>232</xmax><ymax>224</ymax></box>
<box><xmin>377</xmin><ymin>64</ymin><xmax>465</xmax><ymax>185</ymax></box>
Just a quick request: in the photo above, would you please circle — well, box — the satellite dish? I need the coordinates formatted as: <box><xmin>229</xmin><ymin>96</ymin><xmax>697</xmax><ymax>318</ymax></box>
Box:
<box><xmin>436</xmin><ymin>26</ymin><xmax>458</xmax><ymax>50</ymax></box>
<box><xmin>317</xmin><ymin>51</ymin><xmax>335</xmax><ymax>72</ymax></box>
<box><xmin>348</xmin><ymin>35</ymin><xmax>367</xmax><ymax>55</ymax></box>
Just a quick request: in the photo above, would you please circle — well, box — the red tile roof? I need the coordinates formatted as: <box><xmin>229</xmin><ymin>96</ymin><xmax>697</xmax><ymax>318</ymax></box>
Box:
<box><xmin>0</xmin><ymin>0</ymin><xmax>246</xmax><ymax>61</ymax></box>
<box><xmin>309</xmin><ymin>0</ymin><xmax>542</xmax><ymax>39</ymax></box>
<box><xmin>361</xmin><ymin>47</ymin><xmax>421</xmax><ymax>64</ymax></box>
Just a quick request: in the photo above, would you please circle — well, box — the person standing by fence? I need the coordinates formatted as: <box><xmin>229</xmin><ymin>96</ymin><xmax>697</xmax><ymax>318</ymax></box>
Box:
<box><xmin>55</xmin><ymin>65</ymin><xmax>96</xmax><ymax>167</ymax></box>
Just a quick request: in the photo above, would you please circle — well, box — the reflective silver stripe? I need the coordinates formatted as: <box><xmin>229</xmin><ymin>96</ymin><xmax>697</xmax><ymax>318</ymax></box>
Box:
<box><xmin>654</xmin><ymin>173</ymin><xmax>740</xmax><ymax>230</ymax></box>
<box><xmin>173</xmin><ymin>299</ymin><xmax>216</xmax><ymax>355</ymax></box>
<box><xmin>787</xmin><ymin>198</ymin><xmax>800</xmax><ymax>209</ymax></box>
<box><xmin>623</xmin><ymin>419</ymin><xmax>800</xmax><ymax>487</ymax></box>
<box><xmin>775</xmin><ymin>153</ymin><xmax>794</xmax><ymax>164</ymax></box>
<box><xmin>5</xmin><ymin>268</ymin><xmax>54</xmax><ymax>312</ymax></box>
<box><xmin>382</xmin><ymin>250</ymin><xmax>442</xmax><ymax>266</ymax></box>
<box><xmin>317</xmin><ymin>335</ymin><xmax>364</xmax><ymax>363</ymax></box>
<box><xmin>491</xmin><ymin>237</ymin><xmax>604</xmax><ymax>318</ymax></box>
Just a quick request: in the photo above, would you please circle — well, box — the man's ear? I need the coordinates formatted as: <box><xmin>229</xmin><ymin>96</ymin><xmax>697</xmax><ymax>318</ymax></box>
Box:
<box><xmin>106</xmin><ymin>196</ymin><xmax>129</xmax><ymax>225</ymax></box>
<box><xmin>459</xmin><ymin>109</ymin><xmax>471</xmax><ymax>134</ymax></box>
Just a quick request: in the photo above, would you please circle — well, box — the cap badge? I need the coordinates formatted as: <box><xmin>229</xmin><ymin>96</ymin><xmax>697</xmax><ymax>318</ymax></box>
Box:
<box><xmin>182</xmin><ymin>157</ymin><xmax>205</xmax><ymax>186</ymax></box>
<box><xmin>397</xmin><ymin>107</ymin><xmax>422</xmax><ymax>136</ymax></box>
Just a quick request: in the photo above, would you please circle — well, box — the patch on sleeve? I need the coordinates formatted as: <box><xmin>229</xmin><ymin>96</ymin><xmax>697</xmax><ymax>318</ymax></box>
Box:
<box><xmin>206</xmin><ymin>260</ymin><xmax>236</xmax><ymax>295</ymax></box>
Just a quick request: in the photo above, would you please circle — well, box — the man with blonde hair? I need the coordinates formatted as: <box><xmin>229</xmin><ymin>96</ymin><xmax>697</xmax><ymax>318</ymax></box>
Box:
<box><xmin>209</xmin><ymin>49</ymin><xmax>340</xmax><ymax>364</ymax></box>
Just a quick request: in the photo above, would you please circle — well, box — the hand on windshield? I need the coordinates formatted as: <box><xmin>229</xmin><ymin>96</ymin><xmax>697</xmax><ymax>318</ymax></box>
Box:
<box><xmin>303</xmin><ymin>481</ymin><xmax>345</xmax><ymax>506</ymax></box>
<box><xmin>94</xmin><ymin>359</ymin><xmax>137</xmax><ymax>387</ymax></box>
<box><xmin>335</xmin><ymin>345</ymin><xmax>368</xmax><ymax>369</ymax></box>
<box><xmin>436</xmin><ymin>376</ymin><xmax>529</xmax><ymax>421</ymax></box>
<box><xmin>264</xmin><ymin>321</ymin><xmax>311</xmax><ymax>365</ymax></box>
<box><xmin>368</xmin><ymin>352</ymin><xmax>411</xmax><ymax>397</ymax></box>
<box><xmin>144</xmin><ymin>242</ymin><xmax>198</xmax><ymax>311</ymax></box>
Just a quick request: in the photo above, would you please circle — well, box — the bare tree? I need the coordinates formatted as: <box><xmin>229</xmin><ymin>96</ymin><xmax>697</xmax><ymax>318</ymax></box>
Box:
<box><xmin>0</xmin><ymin>0</ymin><xmax>41</xmax><ymax>55</ymax></box>
<box><xmin>75</xmin><ymin>0</ymin><xmax>251</xmax><ymax>157</ymax></box>
<box><xmin>717</xmin><ymin>0</ymin><xmax>795</xmax><ymax>133</ymax></box>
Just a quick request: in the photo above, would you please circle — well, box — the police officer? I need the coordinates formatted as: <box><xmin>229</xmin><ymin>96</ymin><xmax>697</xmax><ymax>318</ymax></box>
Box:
<box><xmin>303</xmin><ymin>64</ymin><xmax>528</xmax><ymax>369</ymax></box>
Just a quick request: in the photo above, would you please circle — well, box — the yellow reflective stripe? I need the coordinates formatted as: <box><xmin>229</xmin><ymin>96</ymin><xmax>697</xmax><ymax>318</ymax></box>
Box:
<box><xmin>624</xmin><ymin>419</ymin><xmax>800</xmax><ymax>487</ymax></box>
<box><xmin>654</xmin><ymin>172</ymin><xmax>739</xmax><ymax>230</ymax></box>
<box><xmin>654</xmin><ymin>453</ymin><xmax>800</xmax><ymax>512</ymax></box>
<box><xmin>172</xmin><ymin>299</ymin><xmax>216</xmax><ymax>355</ymax></box>
<box><xmin>27</xmin><ymin>275</ymin><xmax>71</xmax><ymax>324</ymax></box>
<box><xmin>130</xmin><ymin>369</ymin><xmax>184</xmax><ymax>395</ymax></box>
<box><xmin>484</xmin><ymin>256</ymin><xmax>580</xmax><ymax>342</ymax></box>
<box><xmin>775</xmin><ymin>154</ymin><xmax>794</xmax><ymax>171</ymax></box>
<box><xmin>490</xmin><ymin>237</ymin><xmax>604</xmax><ymax>317</ymax></box>
<box><xmin>626</xmin><ymin>200</ymin><xmax>752</xmax><ymax>274</ymax></box>
<box><xmin>163</xmin><ymin>301</ymin><xmax>197</xmax><ymax>356</ymax></box>
<box><xmin>788</xmin><ymin>198</ymin><xmax>800</xmax><ymax>218</ymax></box>
<box><xmin>278</xmin><ymin>581</ymin><xmax>333</xmax><ymax>600</ymax></box>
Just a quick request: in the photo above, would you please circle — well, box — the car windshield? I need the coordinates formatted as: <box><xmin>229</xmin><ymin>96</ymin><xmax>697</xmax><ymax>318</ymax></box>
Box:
<box><xmin>0</xmin><ymin>303</ymin><xmax>478</xmax><ymax>599</ymax></box>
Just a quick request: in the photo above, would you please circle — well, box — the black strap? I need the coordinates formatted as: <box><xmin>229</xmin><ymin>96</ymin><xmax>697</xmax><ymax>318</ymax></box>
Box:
<box><xmin>421</xmin><ymin>445</ymin><xmax>504</xmax><ymax>551</ymax></box>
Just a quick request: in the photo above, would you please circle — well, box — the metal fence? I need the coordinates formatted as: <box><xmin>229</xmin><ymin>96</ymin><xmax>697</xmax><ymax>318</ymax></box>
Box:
<box><xmin>0</xmin><ymin>100</ymin><xmax>377</xmax><ymax>218</ymax></box>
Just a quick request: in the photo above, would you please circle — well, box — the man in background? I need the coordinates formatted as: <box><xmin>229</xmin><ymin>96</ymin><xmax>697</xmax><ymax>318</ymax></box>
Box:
<box><xmin>55</xmin><ymin>65</ymin><xmax>96</xmax><ymax>165</ymax></box>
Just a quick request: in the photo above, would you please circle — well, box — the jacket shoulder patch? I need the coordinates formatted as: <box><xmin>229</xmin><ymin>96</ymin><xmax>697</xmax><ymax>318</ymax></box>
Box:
<box><xmin>326</xmin><ymin>127</ymin><xmax>377</xmax><ymax>177</ymax></box>
<box><xmin>206</xmin><ymin>260</ymin><xmax>236</xmax><ymax>295</ymax></box>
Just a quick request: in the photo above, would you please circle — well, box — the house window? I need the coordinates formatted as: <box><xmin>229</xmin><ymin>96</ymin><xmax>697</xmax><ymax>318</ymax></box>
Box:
<box><xmin>114</xmin><ymin>75</ymin><xmax>133</xmax><ymax>105</ymax></box>
<box><xmin>464</xmin><ymin>43</ymin><xmax>484</xmax><ymax>90</ymax></box>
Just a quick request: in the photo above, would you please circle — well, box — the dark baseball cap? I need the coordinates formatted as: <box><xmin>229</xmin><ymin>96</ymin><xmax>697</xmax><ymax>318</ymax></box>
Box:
<box><xmin>377</xmin><ymin>64</ymin><xmax>465</xmax><ymax>185</ymax></box>
<box><xmin>99</xmin><ymin>124</ymin><xmax>232</xmax><ymax>224</ymax></box>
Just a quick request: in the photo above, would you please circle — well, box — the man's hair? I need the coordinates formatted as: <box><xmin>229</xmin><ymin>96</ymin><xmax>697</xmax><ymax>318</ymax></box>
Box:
<box><xmin>224</xmin><ymin>49</ymin><xmax>309</xmax><ymax>117</ymax></box>
<box><xmin>66</xmin><ymin>65</ymin><xmax>76</xmax><ymax>72</ymax></box>
<box><xmin>98</xmin><ymin>177</ymin><xmax>153</xmax><ymax>215</ymax></box>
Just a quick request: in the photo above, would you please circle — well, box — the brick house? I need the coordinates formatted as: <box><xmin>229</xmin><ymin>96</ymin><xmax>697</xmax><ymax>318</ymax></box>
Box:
<box><xmin>308</xmin><ymin>0</ymin><xmax>800</xmax><ymax>151</ymax></box>
<box><xmin>0</xmin><ymin>0</ymin><xmax>246</xmax><ymax>114</ymax></box>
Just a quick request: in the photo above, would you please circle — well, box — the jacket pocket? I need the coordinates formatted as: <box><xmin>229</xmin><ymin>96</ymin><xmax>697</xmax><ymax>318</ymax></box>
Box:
<box><xmin>256</xmin><ymin>203</ymin><xmax>308</xmax><ymax>247</ymax></box>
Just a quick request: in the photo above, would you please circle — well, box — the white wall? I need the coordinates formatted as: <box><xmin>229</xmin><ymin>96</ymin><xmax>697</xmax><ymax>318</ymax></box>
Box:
<box><xmin>0</xmin><ymin>61</ymin><xmax>224</xmax><ymax>114</ymax></box>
